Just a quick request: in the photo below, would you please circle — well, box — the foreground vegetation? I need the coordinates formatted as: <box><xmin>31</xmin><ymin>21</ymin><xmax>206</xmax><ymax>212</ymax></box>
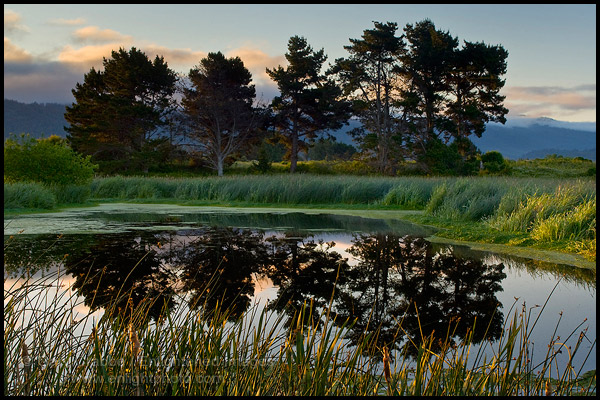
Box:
<box><xmin>4</xmin><ymin>266</ymin><xmax>596</xmax><ymax>396</ymax></box>
<box><xmin>5</xmin><ymin>172</ymin><xmax>596</xmax><ymax>263</ymax></box>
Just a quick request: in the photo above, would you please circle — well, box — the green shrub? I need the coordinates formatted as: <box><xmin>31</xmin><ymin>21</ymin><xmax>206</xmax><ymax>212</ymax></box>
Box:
<box><xmin>480</xmin><ymin>151</ymin><xmax>510</xmax><ymax>175</ymax></box>
<box><xmin>4</xmin><ymin>134</ymin><xmax>98</xmax><ymax>185</ymax></box>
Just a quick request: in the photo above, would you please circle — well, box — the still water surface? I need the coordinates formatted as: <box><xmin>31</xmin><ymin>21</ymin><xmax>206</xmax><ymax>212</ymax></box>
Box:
<box><xmin>4</xmin><ymin>204</ymin><xmax>596</xmax><ymax>373</ymax></box>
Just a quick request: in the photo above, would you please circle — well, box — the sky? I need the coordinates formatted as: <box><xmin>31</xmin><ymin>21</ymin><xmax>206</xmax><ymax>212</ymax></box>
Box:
<box><xmin>4</xmin><ymin>4</ymin><xmax>596</xmax><ymax>122</ymax></box>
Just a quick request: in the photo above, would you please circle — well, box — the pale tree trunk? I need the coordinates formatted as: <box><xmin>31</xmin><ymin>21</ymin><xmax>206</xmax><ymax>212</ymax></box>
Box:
<box><xmin>217</xmin><ymin>156</ymin><xmax>224</xmax><ymax>177</ymax></box>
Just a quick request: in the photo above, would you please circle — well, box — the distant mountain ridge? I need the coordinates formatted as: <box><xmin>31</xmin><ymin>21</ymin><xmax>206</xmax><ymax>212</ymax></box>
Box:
<box><xmin>329</xmin><ymin>118</ymin><xmax>596</xmax><ymax>161</ymax></box>
<box><xmin>4</xmin><ymin>99</ymin><xmax>69</xmax><ymax>139</ymax></box>
<box><xmin>470</xmin><ymin>123</ymin><xmax>596</xmax><ymax>160</ymax></box>
<box><xmin>4</xmin><ymin>98</ymin><xmax>596</xmax><ymax>161</ymax></box>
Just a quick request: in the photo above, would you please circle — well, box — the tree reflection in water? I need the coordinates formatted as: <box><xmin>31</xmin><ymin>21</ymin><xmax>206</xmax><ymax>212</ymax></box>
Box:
<box><xmin>264</xmin><ymin>232</ymin><xmax>349</xmax><ymax>328</ymax></box>
<box><xmin>336</xmin><ymin>234</ymin><xmax>506</xmax><ymax>357</ymax></box>
<box><xmin>6</xmin><ymin>229</ymin><xmax>506</xmax><ymax>357</ymax></box>
<box><xmin>63</xmin><ymin>232</ymin><xmax>177</xmax><ymax>327</ymax></box>
<box><xmin>173</xmin><ymin>226</ymin><xmax>269</xmax><ymax>321</ymax></box>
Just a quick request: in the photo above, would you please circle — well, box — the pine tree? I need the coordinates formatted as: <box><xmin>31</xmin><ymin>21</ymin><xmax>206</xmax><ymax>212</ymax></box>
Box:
<box><xmin>182</xmin><ymin>52</ymin><xmax>261</xmax><ymax>176</ymax></box>
<box><xmin>65</xmin><ymin>47</ymin><xmax>177</xmax><ymax>173</ymax></box>
<box><xmin>267</xmin><ymin>36</ymin><xmax>351</xmax><ymax>173</ymax></box>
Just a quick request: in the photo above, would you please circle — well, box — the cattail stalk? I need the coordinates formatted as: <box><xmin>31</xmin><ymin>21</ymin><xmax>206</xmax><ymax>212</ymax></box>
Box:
<box><xmin>21</xmin><ymin>340</ymin><xmax>31</xmax><ymax>395</ymax></box>
<box><xmin>545</xmin><ymin>380</ymin><xmax>552</xmax><ymax>396</ymax></box>
<box><xmin>383</xmin><ymin>346</ymin><xmax>392</xmax><ymax>390</ymax></box>
<box><xmin>129</xmin><ymin>324</ymin><xmax>143</xmax><ymax>396</ymax></box>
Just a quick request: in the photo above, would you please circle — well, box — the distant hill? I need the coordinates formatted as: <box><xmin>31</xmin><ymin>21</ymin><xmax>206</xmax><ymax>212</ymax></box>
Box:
<box><xmin>471</xmin><ymin>123</ymin><xmax>596</xmax><ymax>160</ymax></box>
<box><xmin>327</xmin><ymin>118</ymin><xmax>596</xmax><ymax>161</ymax></box>
<box><xmin>4</xmin><ymin>99</ymin><xmax>596</xmax><ymax>161</ymax></box>
<box><xmin>519</xmin><ymin>148</ymin><xmax>596</xmax><ymax>160</ymax></box>
<box><xmin>4</xmin><ymin>99</ymin><xmax>69</xmax><ymax>139</ymax></box>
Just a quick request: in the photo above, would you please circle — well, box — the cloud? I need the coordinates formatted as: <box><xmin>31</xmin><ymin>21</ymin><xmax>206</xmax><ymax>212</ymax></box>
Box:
<box><xmin>4</xmin><ymin>37</ymin><xmax>33</xmax><ymax>63</ymax></box>
<box><xmin>58</xmin><ymin>43</ymin><xmax>128</xmax><ymax>70</ymax></box>
<box><xmin>73</xmin><ymin>26</ymin><xmax>133</xmax><ymax>44</ymax></box>
<box><xmin>142</xmin><ymin>44</ymin><xmax>206</xmax><ymax>70</ymax></box>
<box><xmin>48</xmin><ymin>17</ymin><xmax>86</xmax><ymax>26</ymax></box>
<box><xmin>225</xmin><ymin>47</ymin><xmax>286</xmax><ymax>95</ymax></box>
<box><xmin>505</xmin><ymin>85</ymin><xmax>596</xmax><ymax>110</ymax></box>
<box><xmin>504</xmin><ymin>85</ymin><xmax>596</xmax><ymax>119</ymax></box>
<box><xmin>4</xmin><ymin>9</ymin><xmax>30</xmax><ymax>34</ymax></box>
<box><xmin>5</xmin><ymin>38</ymin><xmax>286</xmax><ymax>105</ymax></box>
<box><xmin>4</xmin><ymin>60</ymin><xmax>83</xmax><ymax>103</ymax></box>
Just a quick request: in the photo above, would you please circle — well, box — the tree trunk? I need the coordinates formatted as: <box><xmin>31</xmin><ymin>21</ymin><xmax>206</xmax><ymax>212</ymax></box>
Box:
<box><xmin>217</xmin><ymin>156</ymin><xmax>224</xmax><ymax>177</ymax></box>
<box><xmin>290</xmin><ymin>138</ymin><xmax>298</xmax><ymax>173</ymax></box>
<box><xmin>290</xmin><ymin>124</ymin><xmax>299</xmax><ymax>173</ymax></box>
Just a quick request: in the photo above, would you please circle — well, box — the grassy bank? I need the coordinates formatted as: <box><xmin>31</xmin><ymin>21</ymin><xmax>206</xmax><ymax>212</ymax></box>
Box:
<box><xmin>4</xmin><ymin>269</ymin><xmax>596</xmax><ymax>396</ymax></box>
<box><xmin>4</xmin><ymin>175</ymin><xmax>596</xmax><ymax>262</ymax></box>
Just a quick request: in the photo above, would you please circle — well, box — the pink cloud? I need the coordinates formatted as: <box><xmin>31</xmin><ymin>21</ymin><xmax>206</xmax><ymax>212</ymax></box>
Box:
<box><xmin>226</xmin><ymin>47</ymin><xmax>286</xmax><ymax>87</ymax></box>
<box><xmin>58</xmin><ymin>43</ymin><xmax>125</xmax><ymax>70</ymax></box>
<box><xmin>503</xmin><ymin>85</ymin><xmax>596</xmax><ymax>120</ymax></box>
<box><xmin>505</xmin><ymin>86</ymin><xmax>596</xmax><ymax>110</ymax></box>
<box><xmin>73</xmin><ymin>26</ymin><xmax>133</xmax><ymax>44</ymax></box>
<box><xmin>142</xmin><ymin>44</ymin><xmax>206</xmax><ymax>70</ymax></box>
<box><xmin>4</xmin><ymin>37</ymin><xmax>33</xmax><ymax>63</ymax></box>
<box><xmin>4</xmin><ymin>9</ymin><xmax>29</xmax><ymax>34</ymax></box>
<box><xmin>48</xmin><ymin>17</ymin><xmax>86</xmax><ymax>26</ymax></box>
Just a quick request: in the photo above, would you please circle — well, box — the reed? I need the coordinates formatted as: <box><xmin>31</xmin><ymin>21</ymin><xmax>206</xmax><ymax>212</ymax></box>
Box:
<box><xmin>4</xmin><ymin>182</ymin><xmax>56</xmax><ymax>209</ymax></box>
<box><xmin>3</xmin><ymin>264</ymin><xmax>596</xmax><ymax>396</ymax></box>
<box><xmin>487</xmin><ymin>182</ymin><xmax>596</xmax><ymax>252</ymax></box>
<box><xmin>6</xmin><ymin>174</ymin><xmax>596</xmax><ymax>259</ymax></box>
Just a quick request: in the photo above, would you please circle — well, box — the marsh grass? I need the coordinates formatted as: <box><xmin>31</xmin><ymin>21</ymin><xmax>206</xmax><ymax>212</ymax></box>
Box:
<box><xmin>6</xmin><ymin>175</ymin><xmax>596</xmax><ymax>259</ymax></box>
<box><xmin>4</xmin><ymin>182</ymin><xmax>91</xmax><ymax>210</ymax></box>
<box><xmin>89</xmin><ymin>175</ymin><xmax>400</xmax><ymax>206</ymax></box>
<box><xmin>4</xmin><ymin>261</ymin><xmax>596</xmax><ymax>396</ymax></box>
<box><xmin>487</xmin><ymin>182</ymin><xmax>596</xmax><ymax>248</ymax></box>
<box><xmin>4</xmin><ymin>182</ymin><xmax>56</xmax><ymax>209</ymax></box>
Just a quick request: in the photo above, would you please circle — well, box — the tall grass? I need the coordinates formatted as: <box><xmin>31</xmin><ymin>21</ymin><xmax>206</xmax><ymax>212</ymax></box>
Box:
<box><xmin>4</xmin><ymin>182</ymin><xmax>91</xmax><ymax>210</ymax></box>
<box><xmin>487</xmin><ymin>182</ymin><xmax>596</xmax><ymax>242</ymax></box>
<box><xmin>4</xmin><ymin>182</ymin><xmax>56</xmax><ymax>209</ymax></box>
<box><xmin>4</xmin><ymin>266</ymin><xmax>596</xmax><ymax>396</ymax></box>
<box><xmin>381</xmin><ymin>177</ymin><xmax>445</xmax><ymax>209</ymax></box>
<box><xmin>89</xmin><ymin>175</ymin><xmax>400</xmax><ymax>205</ymax></box>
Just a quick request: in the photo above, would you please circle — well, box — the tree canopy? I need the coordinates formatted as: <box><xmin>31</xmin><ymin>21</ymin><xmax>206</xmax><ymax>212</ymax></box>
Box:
<box><xmin>182</xmin><ymin>51</ymin><xmax>261</xmax><ymax>176</ymax></box>
<box><xmin>329</xmin><ymin>21</ymin><xmax>406</xmax><ymax>174</ymax></box>
<box><xmin>58</xmin><ymin>19</ymin><xmax>508</xmax><ymax>176</ymax></box>
<box><xmin>267</xmin><ymin>36</ymin><xmax>351</xmax><ymax>173</ymax></box>
<box><xmin>64</xmin><ymin>47</ymin><xmax>178</xmax><ymax>173</ymax></box>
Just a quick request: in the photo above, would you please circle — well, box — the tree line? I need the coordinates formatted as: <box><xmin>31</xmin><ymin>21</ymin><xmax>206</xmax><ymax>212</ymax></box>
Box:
<box><xmin>64</xmin><ymin>19</ymin><xmax>508</xmax><ymax>176</ymax></box>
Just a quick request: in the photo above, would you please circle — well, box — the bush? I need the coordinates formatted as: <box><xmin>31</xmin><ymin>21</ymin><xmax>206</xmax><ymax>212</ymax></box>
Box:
<box><xmin>480</xmin><ymin>151</ymin><xmax>510</xmax><ymax>175</ymax></box>
<box><xmin>4</xmin><ymin>134</ymin><xmax>98</xmax><ymax>185</ymax></box>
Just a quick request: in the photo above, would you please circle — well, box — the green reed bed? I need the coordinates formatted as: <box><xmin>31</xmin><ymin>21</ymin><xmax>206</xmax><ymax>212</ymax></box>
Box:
<box><xmin>4</xmin><ymin>182</ymin><xmax>91</xmax><ymax>210</ymax></box>
<box><xmin>4</xmin><ymin>266</ymin><xmax>596</xmax><ymax>396</ymax></box>
<box><xmin>6</xmin><ymin>175</ymin><xmax>596</xmax><ymax>260</ymax></box>
<box><xmin>89</xmin><ymin>175</ymin><xmax>402</xmax><ymax>205</ymax></box>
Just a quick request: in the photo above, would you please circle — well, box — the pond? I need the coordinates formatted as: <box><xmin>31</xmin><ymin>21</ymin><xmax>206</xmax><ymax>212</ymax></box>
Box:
<box><xmin>4</xmin><ymin>204</ymin><xmax>596</xmax><ymax>375</ymax></box>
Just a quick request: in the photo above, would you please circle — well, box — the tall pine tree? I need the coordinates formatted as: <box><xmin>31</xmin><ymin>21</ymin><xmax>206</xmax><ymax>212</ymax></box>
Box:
<box><xmin>330</xmin><ymin>21</ymin><xmax>405</xmax><ymax>174</ymax></box>
<box><xmin>182</xmin><ymin>52</ymin><xmax>261</xmax><ymax>176</ymax></box>
<box><xmin>267</xmin><ymin>36</ymin><xmax>351</xmax><ymax>173</ymax></box>
<box><xmin>65</xmin><ymin>47</ymin><xmax>177</xmax><ymax>173</ymax></box>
